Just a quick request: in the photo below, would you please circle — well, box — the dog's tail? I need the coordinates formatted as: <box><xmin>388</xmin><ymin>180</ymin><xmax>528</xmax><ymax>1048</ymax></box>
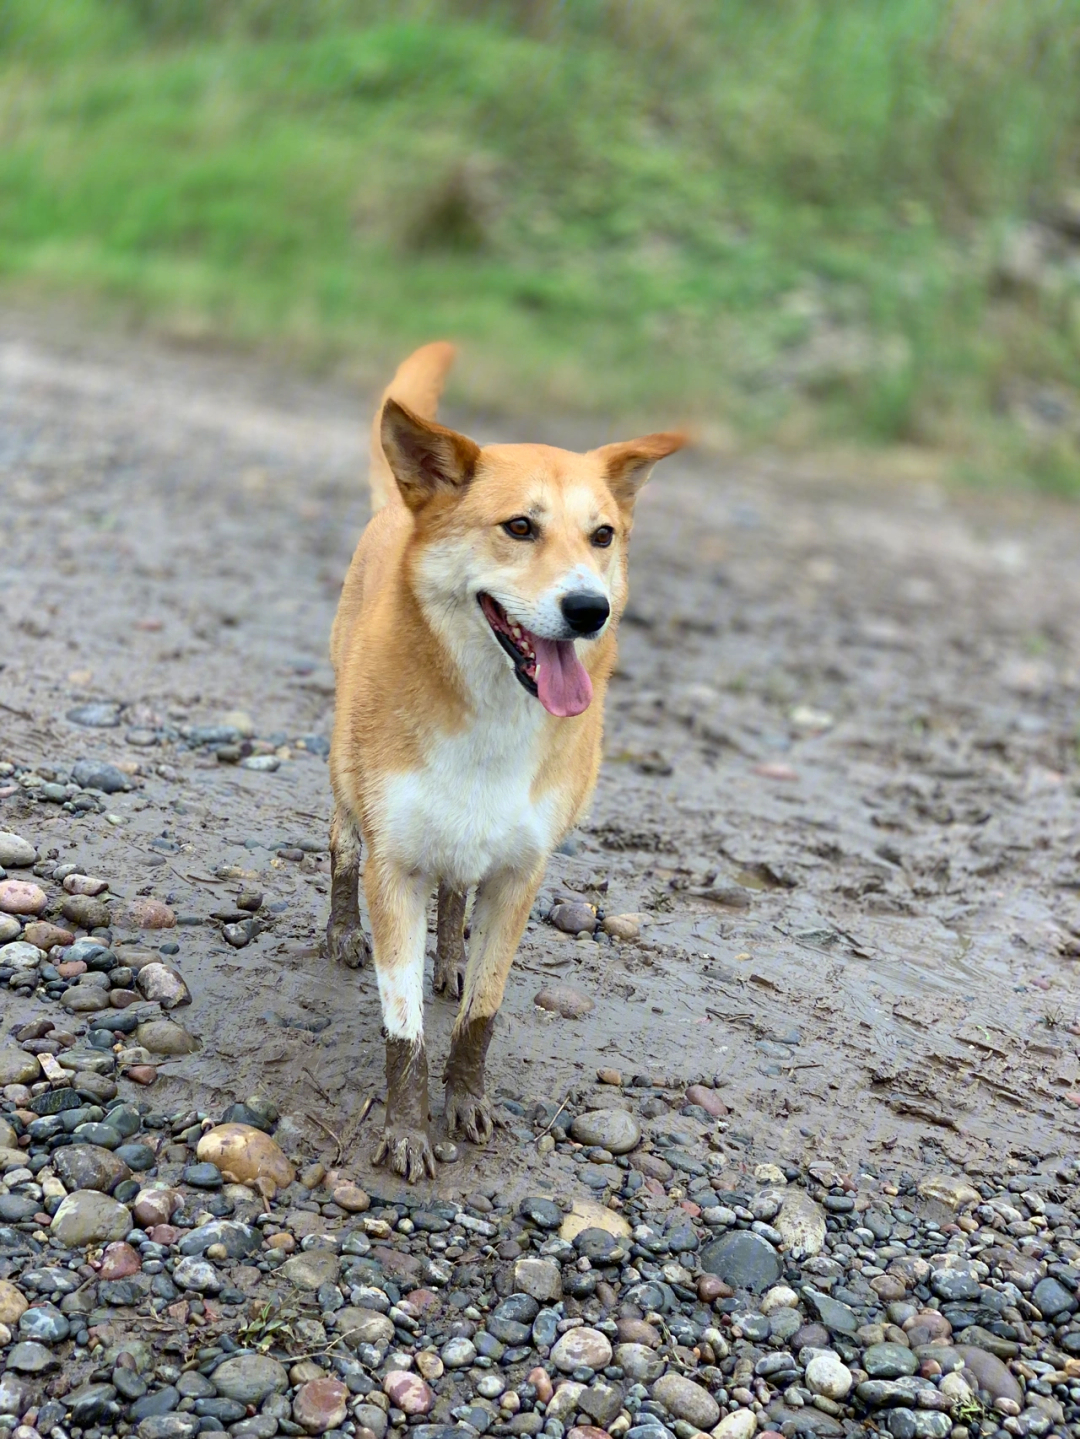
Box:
<box><xmin>369</xmin><ymin>341</ymin><xmax>457</xmax><ymax>513</ymax></box>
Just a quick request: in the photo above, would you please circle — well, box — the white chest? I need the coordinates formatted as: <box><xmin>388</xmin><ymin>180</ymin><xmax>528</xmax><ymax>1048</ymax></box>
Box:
<box><xmin>379</xmin><ymin>710</ymin><xmax>558</xmax><ymax>885</ymax></box>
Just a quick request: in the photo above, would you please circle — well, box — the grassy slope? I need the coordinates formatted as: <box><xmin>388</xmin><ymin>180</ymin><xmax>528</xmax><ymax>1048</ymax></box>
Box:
<box><xmin>3</xmin><ymin>0</ymin><xmax>1080</xmax><ymax>487</ymax></box>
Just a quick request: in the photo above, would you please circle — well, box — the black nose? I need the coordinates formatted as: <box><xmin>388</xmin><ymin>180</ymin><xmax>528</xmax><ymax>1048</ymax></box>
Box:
<box><xmin>560</xmin><ymin>590</ymin><xmax>610</xmax><ymax>635</ymax></box>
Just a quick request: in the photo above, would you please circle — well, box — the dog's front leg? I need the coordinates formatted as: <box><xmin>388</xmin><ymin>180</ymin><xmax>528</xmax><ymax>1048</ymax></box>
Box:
<box><xmin>326</xmin><ymin>804</ymin><xmax>372</xmax><ymax>969</ymax></box>
<box><xmin>365</xmin><ymin>856</ymin><xmax>435</xmax><ymax>1182</ymax></box>
<box><xmin>443</xmin><ymin>864</ymin><xmax>543</xmax><ymax>1145</ymax></box>
<box><xmin>433</xmin><ymin>882</ymin><xmax>467</xmax><ymax>999</ymax></box>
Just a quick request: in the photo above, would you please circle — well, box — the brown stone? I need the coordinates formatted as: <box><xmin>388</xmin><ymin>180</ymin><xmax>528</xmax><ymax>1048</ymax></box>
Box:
<box><xmin>0</xmin><ymin>880</ymin><xmax>47</xmax><ymax>915</ymax></box>
<box><xmin>616</xmin><ymin>1318</ymin><xmax>662</xmax><ymax>1347</ymax></box>
<box><xmin>631</xmin><ymin>1152</ymin><xmax>674</xmax><ymax>1184</ymax></box>
<box><xmin>197</xmin><ymin>1123</ymin><xmax>295</xmax><ymax>1192</ymax></box>
<box><xmin>99</xmin><ymin>1242</ymin><xmax>141</xmax><ymax>1279</ymax></box>
<box><xmin>125</xmin><ymin>1065</ymin><xmax>158</xmax><ymax>1085</ymax></box>
<box><xmin>383</xmin><ymin>1371</ymin><xmax>434</xmax><ymax>1415</ymax></box>
<box><xmin>147</xmin><ymin>1224</ymin><xmax>182</xmax><ymax>1246</ymax></box>
<box><xmin>133</xmin><ymin>1188</ymin><xmax>181</xmax><ymax>1228</ymax></box>
<box><xmin>332</xmin><ymin>1182</ymin><xmax>370</xmax><ymax>1213</ymax></box>
<box><xmin>117</xmin><ymin>897</ymin><xmax>176</xmax><ymax>929</ymax></box>
<box><xmin>23</xmin><ymin>921</ymin><xmax>75</xmax><ymax>951</ymax></box>
<box><xmin>57</xmin><ymin>960</ymin><xmax>87</xmax><ymax>979</ymax></box>
<box><xmin>697</xmin><ymin>1274</ymin><xmax>733</xmax><ymax>1303</ymax></box>
<box><xmin>293</xmin><ymin>1377</ymin><xmax>349</xmax><ymax>1434</ymax></box>
<box><xmin>534</xmin><ymin>985</ymin><xmax>595</xmax><ymax>1019</ymax></box>
<box><xmin>528</xmin><ymin>1367</ymin><xmax>554</xmax><ymax>1404</ymax></box>
<box><xmin>685</xmin><ymin>1084</ymin><xmax>728</xmax><ymax>1118</ymax></box>
<box><xmin>60</xmin><ymin>895</ymin><xmax>111</xmax><ymax>930</ymax></box>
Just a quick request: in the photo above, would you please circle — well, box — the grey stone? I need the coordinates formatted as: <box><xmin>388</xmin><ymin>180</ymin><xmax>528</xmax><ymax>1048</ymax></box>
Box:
<box><xmin>884</xmin><ymin>1411</ymin><xmax>951</xmax><ymax>1439</ymax></box>
<box><xmin>54</xmin><ymin>1143</ymin><xmax>132</xmax><ymax>1193</ymax></box>
<box><xmin>805</xmin><ymin>1287</ymin><xmax>859</xmax><ymax>1335</ymax></box>
<box><xmin>210</xmin><ymin>1353</ymin><xmax>289</xmax><ymax>1405</ymax></box>
<box><xmin>18</xmin><ymin>1306</ymin><xmax>70</xmax><ymax>1343</ymax></box>
<box><xmin>651</xmin><ymin>1373</ymin><xmax>720</xmax><ymax>1431</ymax></box>
<box><xmin>51</xmin><ymin>1190</ymin><xmax>132</xmax><ymax>1246</ymax></box>
<box><xmin>178</xmin><ymin>1220</ymin><xmax>259</xmax><ymax>1259</ymax></box>
<box><xmin>173</xmin><ymin>1257</ymin><xmax>221</xmax><ymax>1292</ymax></box>
<box><xmin>1032</xmin><ymin>1276</ymin><xmax>1076</xmax><ymax>1319</ymax></box>
<box><xmin>698</xmin><ymin>1230</ymin><xmax>781</xmax><ymax>1293</ymax></box>
<box><xmin>863</xmin><ymin>1342</ymin><xmax>918</xmax><ymax>1378</ymax></box>
<box><xmin>6</xmin><ymin>1340</ymin><xmax>57</xmax><ymax>1373</ymax></box>
<box><xmin>569</xmin><ymin>1108</ymin><xmax>641</xmax><ymax>1154</ymax></box>
<box><xmin>280</xmin><ymin>1248</ymin><xmax>340</xmax><ymax>1290</ymax></box>
<box><xmin>0</xmin><ymin>832</ymin><xmax>36</xmax><ymax>868</ymax></box>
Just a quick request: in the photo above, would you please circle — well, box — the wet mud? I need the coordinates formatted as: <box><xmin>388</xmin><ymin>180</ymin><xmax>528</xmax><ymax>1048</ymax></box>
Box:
<box><xmin>2</xmin><ymin>316</ymin><xmax>1079</xmax><ymax>1201</ymax></box>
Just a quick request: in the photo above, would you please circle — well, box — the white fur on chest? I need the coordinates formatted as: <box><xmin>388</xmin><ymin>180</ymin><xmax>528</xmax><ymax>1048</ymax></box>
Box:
<box><xmin>380</xmin><ymin>707</ymin><xmax>557</xmax><ymax>885</ymax></box>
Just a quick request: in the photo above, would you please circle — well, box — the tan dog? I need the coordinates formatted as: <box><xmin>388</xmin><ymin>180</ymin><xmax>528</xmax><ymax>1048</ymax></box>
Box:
<box><xmin>327</xmin><ymin>342</ymin><xmax>683</xmax><ymax>1180</ymax></box>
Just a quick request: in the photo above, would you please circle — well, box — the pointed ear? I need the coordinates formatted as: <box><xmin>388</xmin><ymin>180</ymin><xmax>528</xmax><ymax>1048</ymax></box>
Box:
<box><xmin>380</xmin><ymin>398</ymin><xmax>481</xmax><ymax>512</ymax></box>
<box><xmin>591</xmin><ymin>430</ymin><xmax>687</xmax><ymax>508</ymax></box>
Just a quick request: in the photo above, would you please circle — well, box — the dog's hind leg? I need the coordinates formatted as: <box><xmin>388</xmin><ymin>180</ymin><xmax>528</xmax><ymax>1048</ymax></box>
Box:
<box><xmin>325</xmin><ymin>804</ymin><xmax>372</xmax><ymax>970</ymax></box>
<box><xmin>366</xmin><ymin>855</ymin><xmax>436</xmax><ymax>1183</ymax></box>
<box><xmin>433</xmin><ymin>882</ymin><xmax>467</xmax><ymax>999</ymax></box>
<box><xmin>443</xmin><ymin>863</ymin><xmax>542</xmax><ymax>1145</ymax></box>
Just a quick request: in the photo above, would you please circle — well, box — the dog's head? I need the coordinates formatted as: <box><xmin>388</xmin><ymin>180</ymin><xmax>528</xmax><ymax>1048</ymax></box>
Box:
<box><xmin>381</xmin><ymin>400</ymin><xmax>685</xmax><ymax>717</ymax></box>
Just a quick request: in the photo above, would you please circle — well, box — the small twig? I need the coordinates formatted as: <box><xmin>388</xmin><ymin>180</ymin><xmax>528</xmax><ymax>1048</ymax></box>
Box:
<box><xmin>302</xmin><ymin>1067</ymin><xmax>334</xmax><ymax>1106</ymax></box>
<box><xmin>306</xmin><ymin>1111</ymin><xmax>344</xmax><ymax>1165</ymax></box>
<box><xmin>536</xmin><ymin>1093</ymin><xmax>571</xmax><ymax>1142</ymax></box>
<box><xmin>0</xmin><ymin>701</ymin><xmax>33</xmax><ymax>720</ymax></box>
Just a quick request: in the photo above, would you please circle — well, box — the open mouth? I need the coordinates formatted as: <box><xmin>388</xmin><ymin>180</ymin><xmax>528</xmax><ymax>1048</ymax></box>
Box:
<box><xmin>479</xmin><ymin>593</ymin><xmax>538</xmax><ymax>697</ymax></box>
<box><xmin>478</xmin><ymin>593</ymin><xmax>593</xmax><ymax>718</ymax></box>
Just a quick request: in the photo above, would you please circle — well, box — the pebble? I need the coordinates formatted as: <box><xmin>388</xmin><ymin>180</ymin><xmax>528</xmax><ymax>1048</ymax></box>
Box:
<box><xmin>774</xmin><ymin>1188</ymin><xmax>827</xmax><ymax>1258</ymax></box>
<box><xmin>551</xmin><ymin>1327</ymin><xmax>613</xmax><ymax>1372</ymax></box>
<box><xmin>651</xmin><ymin>1373</ymin><xmax>721</xmax><ymax>1430</ymax></box>
<box><xmin>61</xmin><ymin>893</ymin><xmax>112</xmax><ymax>929</ymax></box>
<box><xmin>135</xmin><ymin>1019</ymin><xmax>199</xmax><ymax>1055</ymax></box>
<box><xmin>196</xmin><ymin>1122</ymin><xmax>295</xmax><ymax>1190</ymax></box>
<box><xmin>0</xmin><ymin>831</ymin><xmax>36</xmax><ymax>867</ymax></box>
<box><xmin>64</xmin><ymin>872</ymin><xmax>109</xmax><ymax>895</ymax></box>
<box><xmin>382</xmin><ymin>1370</ymin><xmax>434</xmax><ymax>1415</ymax></box>
<box><xmin>569</xmin><ymin>1107</ymin><xmax>642</xmax><ymax>1153</ymax></box>
<box><xmin>211</xmin><ymin>1354</ymin><xmax>289</xmax><ymax>1404</ymax></box>
<box><xmin>699</xmin><ymin>1230</ymin><xmax>781</xmax><ymax>1292</ymax></box>
<box><xmin>332</xmin><ymin>1181</ymin><xmax>370</xmax><ymax>1211</ymax></box>
<box><xmin>51</xmin><ymin>1190</ymin><xmax>133</xmax><ymax>1245</ymax></box>
<box><xmin>53</xmin><ymin>1143</ymin><xmax>132</xmax><ymax>1192</ymax></box>
<box><xmin>23</xmin><ymin>919</ymin><xmax>75</xmax><ymax>949</ymax></box>
<box><xmin>119</xmin><ymin>897</ymin><xmax>177</xmax><ymax>929</ymax></box>
<box><xmin>0</xmin><ymin>879</ymin><xmax>47</xmax><ymax>914</ymax></box>
<box><xmin>293</xmin><ymin>1377</ymin><xmax>349</xmax><ymax>1433</ymax></box>
<box><xmin>713</xmin><ymin>1415</ymin><xmax>758</xmax><ymax>1439</ymax></box>
<box><xmin>601</xmin><ymin>912</ymin><xmax>645</xmax><ymax>940</ymax></box>
<box><xmin>0</xmin><ymin>1049</ymin><xmax>41</xmax><ymax>1085</ymax></box>
<box><xmin>72</xmin><ymin>758</ymin><xmax>129</xmax><ymax>791</ymax></box>
<box><xmin>805</xmin><ymin>1353</ymin><xmax>854</xmax><ymax>1400</ymax></box>
<box><xmin>534</xmin><ymin>984</ymin><xmax>595</xmax><ymax>1018</ymax></box>
<box><xmin>135</xmin><ymin>961</ymin><xmax>190</xmax><ymax>1006</ymax></box>
<box><xmin>0</xmin><ymin>1282</ymin><xmax>29</xmax><ymax>1326</ymax></box>
<box><xmin>685</xmin><ymin>1083</ymin><xmax>728</xmax><ymax>1117</ymax></box>
<box><xmin>549</xmin><ymin>901</ymin><xmax>598</xmax><ymax>934</ymax></box>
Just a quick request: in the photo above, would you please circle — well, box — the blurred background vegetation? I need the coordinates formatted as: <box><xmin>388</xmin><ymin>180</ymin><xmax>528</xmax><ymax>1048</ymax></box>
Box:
<box><xmin>3</xmin><ymin>0</ymin><xmax>1080</xmax><ymax>489</ymax></box>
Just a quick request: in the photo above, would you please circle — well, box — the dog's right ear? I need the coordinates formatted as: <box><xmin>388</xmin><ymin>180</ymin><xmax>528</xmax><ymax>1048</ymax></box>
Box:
<box><xmin>381</xmin><ymin>398</ymin><xmax>480</xmax><ymax>512</ymax></box>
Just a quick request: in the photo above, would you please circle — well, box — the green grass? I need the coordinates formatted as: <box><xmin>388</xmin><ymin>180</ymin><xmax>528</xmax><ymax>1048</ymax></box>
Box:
<box><xmin>3</xmin><ymin>0</ymin><xmax>1080</xmax><ymax>488</ymax></box>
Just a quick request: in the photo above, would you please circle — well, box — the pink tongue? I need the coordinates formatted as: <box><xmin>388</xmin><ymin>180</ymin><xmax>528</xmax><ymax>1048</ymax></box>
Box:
<box><xmin>533</xmin><ymin>636</ymin><xmax>593</xmax><ymax>717</ymax></box>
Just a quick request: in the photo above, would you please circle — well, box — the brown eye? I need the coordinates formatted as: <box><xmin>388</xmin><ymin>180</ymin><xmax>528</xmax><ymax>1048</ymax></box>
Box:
<box><xmin>592</xmin><ymin>525</ymin><xmax>614</xmax><ymax>548</ymax></box>
<box><xmin>503</xmin><ymin>516</ymin><xmax>534</xmax><ymax>540</ymax></box>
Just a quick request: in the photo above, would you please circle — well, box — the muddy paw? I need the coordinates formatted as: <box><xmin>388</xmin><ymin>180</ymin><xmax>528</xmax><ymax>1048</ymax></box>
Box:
<box><xmin>444</xmin><ymin>1086</ymin><xmax>503</xmax><ymax>1145</ymax></box>
<box><xmin>372</xmin><ymin>1125</ymin><xmax>436</xmax><ymax>1183</ymax></box>
<box><xmin>326</xmin><ymin>921</ymin><xmax>371</xmax><ymax>970</ymax></box>
<box><xmin>432</xmin><ymin>946</ymin><xmax>465</xmax><ymax>1000</ymax></box>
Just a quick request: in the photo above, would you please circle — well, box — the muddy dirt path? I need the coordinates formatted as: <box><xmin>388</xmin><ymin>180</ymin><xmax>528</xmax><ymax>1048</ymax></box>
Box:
<box><xmin>2</xmin><ymin>317</ymin><xmax>1079</xmax><ymax>1201</ymax></box>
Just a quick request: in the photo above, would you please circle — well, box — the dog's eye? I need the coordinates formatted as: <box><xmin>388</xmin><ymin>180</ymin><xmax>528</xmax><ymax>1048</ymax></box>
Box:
<box><xmin>503</xmin><ymin>517</ymin><xmax>534</xmax><ymax>540</ymax></box>
<box><xmin>591</xmin><ymin>525</ymin><xmax>615</xmax><ymax>548</ymax></box>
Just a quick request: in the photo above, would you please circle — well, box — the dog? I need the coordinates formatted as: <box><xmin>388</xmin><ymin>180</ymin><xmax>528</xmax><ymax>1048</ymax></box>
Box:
<box><xmin>327</xmin><ymin>342</ymin><xmax>684</xmax><ymax>1180</ymax></box>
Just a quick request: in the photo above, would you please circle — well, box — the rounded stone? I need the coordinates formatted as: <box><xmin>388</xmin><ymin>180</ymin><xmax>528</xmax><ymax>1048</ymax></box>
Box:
<box><xmin>0</xmin><ymin>1280</ymin><xmax>29</xmax><ymax>1326</ymax></box>
<box><xmin>135</xmin><ymin>1021</ymin><xmax>199</xmax><ymax>1056</ymax></box>
<box><xmin>714</xmin><ymin>1414</ymin><xmax>758</xmax><ymax>1439</ymax></box>
<box><xmin>651</xmin><ymin>1372</ymin><xmax>721</xmax><ymax>1430</ymax></box>
<box><xmin>805</xmin><ymin>1352</ymin><xmax>853</xmax><ymax>1400</ymax></box>
<box><xmin>51</xmin><ymin>1190</ymin><xmax>132</xmax><ymax>1247</ymax></box>
<box><xmin>333</xmin><ymin>1307</ymin><xmax>395</xmax><ymax>1348</ymax></box>
<box><xmin>570</xmin><ymin>1109</ymin><xmax>641</xmax><ymax>1154</ymax></box>
<box><xmin>54</xmin><ymin>1144</ymin><xmax>132</xmax><ymax>1194</ymax></box>
<box><xmin>534</xmin><ymin>985</ymin><xmax>595</xmax><ymax>1019</ymax></box>
<box><xmin>698</xmin><ymin>1230</ymin><xmax>781</xmax><ymax>1293</ymax></box>
<box><xmin>441</xmin><ymin>1337</ymin><xmax>477</xmax><ymax>1368</ymax></box>
<box><xmin>0</xmin><ymin>879</ymin><xmax>47</xmax><ymax>915</ymax></box>
<box><xmin>551</xmin><ymin>1327</ymin><xmax>613</xmax><ymax>1372</ymax></box>
<box><xmin>211</xmin><ymin>1353</ymin><xmax>289</xmax><ymax>1405</ymax></box>
<box><xmin>135</xmin><ymin>962</ymin><xmax>190</xmax><ymax>1007</ymax></box>
<box><xmin>0</xmin><ymin>832</ymin><xmax>37</xmax><ymax>868</ymax></box>
<box><xmin>382</xmin><ymin>1370</ymin><xmax>433</xmax><ymax>1415</ymax></box>
<box><xmin>0</xmin><ymin>1049</ymin><xmax>41</xmax><ymax>1086</ymax></box>
<box><xmin>863</xmin><ymin>1343</ymin><xmax>918</xmax><ymax>1379</ymax></box>
<box><xmin>293</xmin><ymin>1377</ymin><xmax>349</xmax><ymax>1434</ymax></box>
<box><xmin>196</xmin><ymin>1123</ymin><xmax>294</xmax><ymax>1190</ymax></box>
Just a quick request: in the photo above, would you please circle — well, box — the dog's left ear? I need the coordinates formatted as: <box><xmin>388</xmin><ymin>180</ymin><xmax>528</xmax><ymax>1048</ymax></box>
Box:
<box><xmin>591</xmin><ymin>431</ymin><xmax>687</xmax><ymax>509</ymax></box>
<box><xmin>381</xmin><ymin>398</ymin><xmax>481</xmax><ymax>511</ymax></box>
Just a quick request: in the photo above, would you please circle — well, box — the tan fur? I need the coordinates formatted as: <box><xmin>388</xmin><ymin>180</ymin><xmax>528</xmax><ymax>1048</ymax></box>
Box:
<box><xmin>328</xmin><ymin>342</ymin><xmax>684</xmax><ymax>1179</ymax></box>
